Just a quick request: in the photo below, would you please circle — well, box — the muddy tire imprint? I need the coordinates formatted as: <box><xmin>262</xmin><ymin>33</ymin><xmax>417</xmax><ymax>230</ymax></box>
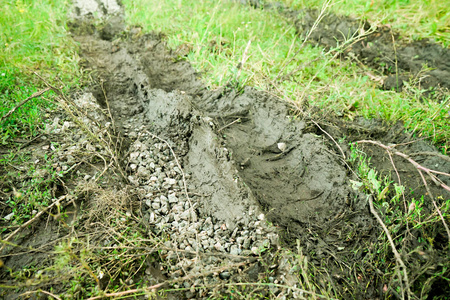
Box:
<box><xmin>4</xmin><ymin>0</ymin><xmax>441</xmax><ymax>298</ymax></box>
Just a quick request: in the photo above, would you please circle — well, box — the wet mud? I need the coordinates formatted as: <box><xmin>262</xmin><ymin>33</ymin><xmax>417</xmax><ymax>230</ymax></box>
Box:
<box><xmin>295</xmin><ymin>9</ymin><xmax>450</xmax><ymax>93</ymax></box>
<box><xmin>2</xmin><ymin>1</ymin><xmax>449</xmax><ymax>298</ymax></box>
<box><xmin>73</xmin><ymin>17</ymin><xmax>367</xmax><ymax>244</ymax></box>
<box><xmin>69</xmin><ymin>10</ymin><xmax>450</xmax><ymax>297</ymax></box>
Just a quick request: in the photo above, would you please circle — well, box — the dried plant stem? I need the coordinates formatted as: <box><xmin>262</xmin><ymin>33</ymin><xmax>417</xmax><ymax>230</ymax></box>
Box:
<box><xmin>20</xmin><ymin>290</ymin><xmax>62</xmax><ymax>300</ymax></box>
<box><xmin>357</xmin><ymin>140</ymin><xmax>450</xmax><ymax>242</ymax></box>
<box><xmin>368</xmin><ymin>195</ymin><xmax>412</xmax><ymax>300</ymax></box>
<box><xmin>0</xmin><ymin>87</ymin><xmax>51</xmax><ymax>122</ymax></box>
<box><xmin>311</xmin><ymin>120</ymin><xmax>346</xmax><ymax>160</ymax></box>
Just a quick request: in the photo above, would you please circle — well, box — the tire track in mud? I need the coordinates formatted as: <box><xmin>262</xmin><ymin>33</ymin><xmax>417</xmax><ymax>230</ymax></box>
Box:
<box><xmin>68</xmin><ymin>0</ymin><xmax>450</xmax><ymax>298</ymax></box>
<box><xmin>70</xmin><ymin>0</ymin><xmax>368</xmax><ymax>246</ymax></box>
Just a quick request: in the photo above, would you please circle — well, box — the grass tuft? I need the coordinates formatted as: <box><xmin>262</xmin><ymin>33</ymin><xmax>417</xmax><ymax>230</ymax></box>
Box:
<box><xmin>0</xmin><ymin>0</ymin><xmax>80</xmax><ymax>144</ymax></box>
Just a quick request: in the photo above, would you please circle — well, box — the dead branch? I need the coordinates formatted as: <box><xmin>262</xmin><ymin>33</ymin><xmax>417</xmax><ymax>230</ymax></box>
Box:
<box><xmin>409</xmin><ymin>151</ymin><xmax>450</xmax><ymax>163</ymax></box>
<box><xmin>311</xmin><ymin>120</ymin><xmax>346</xmax><ymax>160</ymax></box>
<box><xmin>357</xmin><ymin>140</ymin><xmax>450</xmax><ymax>242</ymax></box>
<box><xmin>368</xmin><ymin>195</ymin><xmax>412</xmax><ymax>300</ymax></box>
<box><xmin>85</xmin><ymin>261</ymin><xmax>250</xmax><ymax>300</ymax></box>
<box><xmin>0</xmin><ymin>87</ymin><xmax>51</xmax><ymax>122</ymax></box>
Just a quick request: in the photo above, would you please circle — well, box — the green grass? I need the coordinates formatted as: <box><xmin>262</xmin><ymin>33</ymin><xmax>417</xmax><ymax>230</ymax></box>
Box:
<box><xmin>0</xmin><ymin>0</ymin><xmax>79</xmax><ymax>144</ymax></box>
<box><xmin>123</xmin><ymin>0</ymin><xmax>449</xmax><ymax>153</ymax></box>
<box><xmin>288</xmin><ymin>0</ymin><xmax>450</xmax><ymax>46</ymax></box>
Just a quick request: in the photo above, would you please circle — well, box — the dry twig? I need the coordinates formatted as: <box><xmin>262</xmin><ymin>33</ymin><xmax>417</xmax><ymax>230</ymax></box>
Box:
<box><xmin>368</xmin><ymin>195</ymin><xmax>412</xmax><ymax>300</ymax></box>
<box><xmin>357</xmin><ymin>140</ymin><xmax>450</xmax><ymax>242</ymax></box>
<box><xmin>0</xmin><ymin>87</ymin><xmax>51</xmax><ymax>122</ymax></box>
<box><xmin>20</xmin><ymin>289</ymin><xmax>62</xmax><ymax>300</ymax></box>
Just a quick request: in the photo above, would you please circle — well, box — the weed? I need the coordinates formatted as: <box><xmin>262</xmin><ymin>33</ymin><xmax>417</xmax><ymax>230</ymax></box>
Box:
<box><xmin>0</xmin><ymin>0</ymin><xmax>80</xmax><ymax>144</ymax></box>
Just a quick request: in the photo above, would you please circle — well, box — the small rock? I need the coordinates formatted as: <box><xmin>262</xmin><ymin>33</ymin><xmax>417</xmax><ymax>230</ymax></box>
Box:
<box><xmin>219</xmin><ymin>271</ymin><xmax>231</xmax><ymax>280</ymax></box>
<box><xmin>236</xmin><ymin>237</ymin><xmax>245</xmax><ymax>245</ymax></box>
<box><xmin>145</xmin><ymin>199</ymin><xmax>152</xmax><ymax>208</ymax></box>
<box><xmin>230</xmin><ymin>245</ymin><xmax>241</xmax><ymax>256</ymax></box>
<box><xmin>168</xmin><ymin>193</ymin><xmax>178</xmax><ymax>203</ymax></box>
<box><xmin>214</xmin><ymin>242</ymin><xmax>224</xmax><ymax>252</ymax></box>
<box><xmin>243</xmin><ymin>237</ymin><xmax>251</xmax><ymax>249</ymax></box>
<box><xmin>165</xmin><ymin>178</ymin><xmax>176</xmax><ymax>185</ymax></box>
<box><xmin>149</xmin><ymin>212</ymin><xmax>155</xmax><ymax>224</ymax></box>
<box><xmin>4</xmin><ymin>212</ymin><xmax>14</xmax><ymax>221</ymax></box>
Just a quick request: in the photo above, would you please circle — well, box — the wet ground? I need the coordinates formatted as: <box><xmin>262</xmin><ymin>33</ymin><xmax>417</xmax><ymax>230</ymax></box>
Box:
<box><xmin>295</xmin><ymin>9</ymin><xmax>450</xmax><ymax>93</ymax></box>
<box><xmin>248</xmin><ymin>1</ymin><xmax>450</xmax><ymax>94</ymax></box>
<box><xmin>1</xmin><ymin>0</ymin><xmax>449</xmax><ymax>299</ymax></box>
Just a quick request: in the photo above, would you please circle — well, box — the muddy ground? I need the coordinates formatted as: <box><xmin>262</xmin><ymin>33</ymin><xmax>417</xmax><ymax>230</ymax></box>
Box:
<box><xmin>250</xmin><ymin>1</ymin><xmax>450</xmax><ymax>94</ymax></box>
<box><xmin>1</xmin><ymin>0</ymin><xmax>450</xmax><ymax>299</ymax></box>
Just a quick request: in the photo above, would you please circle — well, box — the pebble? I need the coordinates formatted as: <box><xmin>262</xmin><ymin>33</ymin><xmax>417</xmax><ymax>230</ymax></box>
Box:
<box><xmin>230</xmin><ymin>245</ymin><xmax>240</xmax><ymax>255</ymax></box>
<box><xmin>219</xmin><ymin>271</ymin><xmax>231</xmax><ymax>280</ymax></box>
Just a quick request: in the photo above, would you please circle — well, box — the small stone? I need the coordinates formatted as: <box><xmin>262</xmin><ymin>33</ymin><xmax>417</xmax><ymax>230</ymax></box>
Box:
<box><xmin>231</xmin><ymin>227</ymin><xmax>238</xmax><ymax>239</ymax></box>
<box><xmin>128</xmin><ymin>176</ymin><xmax>139</xmax><ymax>186</ymax></box>
<box><xmin>277</xmin><ymin>142</ymin><xmax>287</xmax><ymax>152</ymax></box>
<box><xmin>152</xmin><ymin>202</ymin><xmax>160</xmax><ymax>210</ymax></box>
<box><xmin>129</xmin><ymin>152</ymin><xmax>139</xmax><ymax>162</ymax></box>
<box><xmin>145</xmin><ymin>199</ymin><xmax>152</xmax><ymax>208</ymax></box>
<box><xmin>243</xmin><ymin>237</ymin><xmax>251</xmax><ymax>249</ymax></box>
<box><xmin>149</xmin><ymin>212</ymin><xmax>155</xmax><ymax>224</ymax></box>
<box><xmin>236</xmin><ymin>237</ymin><xmax>245</xmax><ymax>245</ymax></box>
<box><xmin>230</xmin><ymin>245</ymin><xmax>240</xmax><ymax>256</ymax></box>
<box><xmin>219</xmin><ymin>271</ymin><xmax>231</xmax><ymax>280</ymax></box>
<box><xmin>165</xmin><ymin>178</ymin><xmax>176</xmax><ymax>185</ymax></box>
<box><xmin>168</xmin><ymin>193</ymin><xmax>178</xmax><ymax>203</ymax></box>
<box><xmin>214</xmin><ymin>242</ymin><xmax>224</xmax><ymax>252</ymax></box>
<box><xmin>137</xmin><ymin>166</ymin><xmax>150</xmax><ymax>178</ymax></box>
<box><xmin>4</xmin><ymin>212</ymin><xmax>14</xmax><ymax>221</ymax></box>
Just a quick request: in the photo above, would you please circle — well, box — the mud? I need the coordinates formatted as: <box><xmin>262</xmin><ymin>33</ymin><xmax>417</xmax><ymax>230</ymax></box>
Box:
<box><xmin>70</xmin><ymin>2</ymin><xmax>449</xmax><ymax>297</ymax></box>
<box><xmin>2</xmin><ymin>0</ymin><xmax>449</xmax><ymax>298</ymax></box>
<box><xmin>73</xmin><ymin>16</ymin><xmax>369</xmax><ymax>244</ymax></box>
